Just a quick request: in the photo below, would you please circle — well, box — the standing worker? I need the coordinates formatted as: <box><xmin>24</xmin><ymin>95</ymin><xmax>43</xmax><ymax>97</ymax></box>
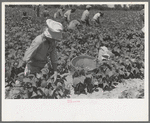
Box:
<box><xmin>81</xmin><ymin>5</ymin><xmax>92</xmax><ymax>26</ymax></box>
<box><xmin>139</xmin><ymin>8</ymin><xmax>144</xmax><ymax>33</ymax></box>
<box><xmin>54</xmin><ymin>6</ymin><xmax>65</xmax><ymax>19</ymax></box>
<box><xmin>92</xmin><ymin>11</ymin><xmax>104</xmax><ymax>27</ymax></box>
<box><xmin>63</xmin><ymin>7</ymin><xmax>76</xmax><ymax>24</ymax></box>
<box><xmin>23</xmin><ymin>19</ymin><xmax>63</xmax><ymax>82</ymax></box>
<box><xmin>43</xmin><ymin>7</ymin><xmax>49</xmax><ymax>18</ymax></box>
<box><xmin>36</xmin><ymin>5</ymin><xmax>40</xmax><ymax>17</ymax></box>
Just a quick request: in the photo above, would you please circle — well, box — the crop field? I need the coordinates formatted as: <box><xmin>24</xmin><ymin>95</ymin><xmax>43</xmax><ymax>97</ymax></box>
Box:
<box><xmin>5</xmin><ymin>5</ymin><xmax>144</xmax><ymax>99</ymax></box>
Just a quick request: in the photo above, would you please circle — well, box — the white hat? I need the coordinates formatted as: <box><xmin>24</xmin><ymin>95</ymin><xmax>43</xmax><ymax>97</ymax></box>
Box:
<box><xmin>86</xmin><ymin>5</ymin><xmax>92</xmax><ymax>9</ymax></box>
<box><xmin>101</xmin><ymin>46</ymin><xmax>108</xmax><ymax>51</ymax></box>
<box><xmin>44</xmin><ymin>19</ymin><xmax>63</xmax><ymax>40</ymax></box>
<box><xmin>46</xmin><ymin>19</ymin><xmax>63</xmax><ymax>32</ymax></box>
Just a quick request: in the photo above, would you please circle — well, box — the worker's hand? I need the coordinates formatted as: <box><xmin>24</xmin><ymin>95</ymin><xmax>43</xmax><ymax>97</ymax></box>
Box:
<box><xmin>50</xmin><ymin>71</ymin><xmax>58</xmax><ymax>82</ymax></box>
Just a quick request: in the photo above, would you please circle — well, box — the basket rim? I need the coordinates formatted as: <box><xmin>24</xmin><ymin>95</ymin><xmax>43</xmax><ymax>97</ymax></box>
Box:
<box><xmin>70</xmin><ymin>55</ymin><xmax>96</xmax><ymax>69</ymax></box>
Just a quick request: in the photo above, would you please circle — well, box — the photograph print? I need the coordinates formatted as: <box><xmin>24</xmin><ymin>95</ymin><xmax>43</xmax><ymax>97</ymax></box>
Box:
<box><xmin>4</xmin><ymin>3</ymin><xmax>145</xmax><ymax>99</ymax></box>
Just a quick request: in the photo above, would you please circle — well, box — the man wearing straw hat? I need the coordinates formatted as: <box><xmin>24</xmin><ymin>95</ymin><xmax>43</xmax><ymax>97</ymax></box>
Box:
<box><xmin>23</xmin><ymin>19</ymin><xmax>63</xmax><ymax>82</ymax></box>
<box><xmin>81</xmin><ymin>5</ymin><xmax>92</xmax><ymax>26</ymax></box>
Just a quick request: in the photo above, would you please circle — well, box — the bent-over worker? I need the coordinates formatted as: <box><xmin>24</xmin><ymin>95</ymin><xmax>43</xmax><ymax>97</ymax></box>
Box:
<box><xmin>23</xmin><ymin>19</ymin><xmax>63</xmax><ymax>82</ymax></box>
<box><xmin>67</xmin><ymin>20</ymin><xmax>81</xmax><ymax>30</ymax></box>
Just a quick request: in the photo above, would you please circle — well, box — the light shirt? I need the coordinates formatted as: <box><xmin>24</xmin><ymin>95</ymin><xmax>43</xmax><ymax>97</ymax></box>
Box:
<box><xmin>54</xmin><ymin>9</ymin><xmax>63</xmax><ymax>18</ymax></box>
<box><xmin>23</xmin><ymin>34</ymin><xmax>57</xmax><ymax>71</ymax></box>
<box><xmin>93</xmin><ymin>13</ymin><xmax>100</xmax><ymax>21</ymax></box>
<box><xmin>81</xmin><ymin>10</ymin><xmax>90</xmax><ymax>22</ymax></box>
<box><xmin>64</xmin><ymin>10</ymin><xmax>71</xmax><ymax>21</ymax></box>
<box><xmin>68</xmin><ymin>20</ymin><xmax>80</xmax><ymax>30</ymax></box>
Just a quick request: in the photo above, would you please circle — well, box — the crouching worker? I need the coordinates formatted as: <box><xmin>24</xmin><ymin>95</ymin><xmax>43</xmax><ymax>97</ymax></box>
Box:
<box><xmin>54</xmin><ymin>6</ymin><xmax>65</xmax><ymax>19</ymax></box>
<box><xmin>23</xmin><ymin>19</ymin><xmax>63</xmax><ymax>82</ymax></box>
<box><xmin>63</xmin><ymin>7</ymin><xmax>76</xmax><ymax>24</ymax></box>
<box><xmin>67</xmin><ymin>20</ymin><xmax>81</xmax><ymax>30</ymax></box>
<box><xmin>92</xmin><ymin>11</ymin><xmax>104</xmax><ymax>27</ymax></box>
<box><xmin>98</xmin><ymin>46</ymin><xmax>114</xmax><ymax>62</ymax></box>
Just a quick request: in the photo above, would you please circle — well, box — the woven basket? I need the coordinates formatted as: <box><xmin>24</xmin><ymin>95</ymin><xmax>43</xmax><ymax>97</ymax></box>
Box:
<box><xmin>70</xmin><ymin>55</ymin><xmax>97</xmax><ymax>72</ymax></box>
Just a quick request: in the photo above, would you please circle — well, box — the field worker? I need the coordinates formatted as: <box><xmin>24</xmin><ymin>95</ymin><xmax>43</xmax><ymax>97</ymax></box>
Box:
<box><xmin>23</xmin><ymin>19</ymin><xmax>63</xmax><ymax>82</ymax></box>
<box><xmin>43</xmin><ymin>7</ymin><xmax>49</xmax><ymax>18</ymax></box>
<box><xmin>81</xmin><ymin>5</ymin><xmax>92</xmax><ymax>26</ymax></box>
<box><xmin>21</xmin><ymin>12</ymin><xmax>32</xmax><ymax>21</ymax></box>
<box><xmin>54</xmin><ymin>6</ymin><xmax>65</xmax><ymax>19</ymax></box>
<box><xmin>92</xmin><ymin>11</ymin><xmax>104</xmax><ymax>26</ymax></box>
<box><xmin>63</xmin><ymin>7</ymin><xmax>76</xmax><ymax>24</ymax></box>
<box><xmin>139</xmin><ymin>8</ymin><xmax>144</xmax><ymax>32</ymax></box>
<box><xmin>67</xmin><ymin>20</ymin><xmax>81</xmax><ymax>30</ymax></box>
<box><xmin>36</xmin><ymin>5</ymin><xmax>40</xmax><ymax>17</ymax></box>
<box><xmin>98</xmin><ymin>46</ymin><xmax>113</xmax><ymax>62</ymax></box>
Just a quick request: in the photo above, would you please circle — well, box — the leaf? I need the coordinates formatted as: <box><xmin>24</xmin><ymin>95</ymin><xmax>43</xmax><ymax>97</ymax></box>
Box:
<box><xmin>23</xmin><ymin>78</ymin><xmax>31</xmax><ymax>83</ymax></box>
<box><xmin>108</xmin><ymin>71</ymin><xmax>114</xmax><ymax>77</ymax></box>
<box><xmin>31</xmin><ymin>91</ymin><xmax>37</xmax><ymax>98</ymax></box>
<box><xmin>37</xmin><ymin>88</ymin><xmax>44</xmax><ymax>96</ymax></box>
<box><xmin>31</xmin><ymin>81</ymin><xmax>37</xmax><ymax>87</ymax></box>
<box><xmin>119</xmin><ymin>70</ymin><xmax>124</xmax><ymax>75</ymax></box>
<box><xmin>58</xmin><ymin>89</ymin><xmax>64</xmax><ymax>96</ymax></box>
<box><xmin>41</xmin><ymin>68</ymin><xmax>49</xmax><ymax>75</ymax></box>
<box><xmin>17</xmin><ymin>72</ymin><xmax>24</xmax><ymax>77</ymax></box>
<box><xmin>44</xmin><ymin>88</ymin><xmax>49</xmax><ymax>96</ymax></box>
<box><xmin>36</xmin><ymin>73</ymin><xmax>43</xmax><ymax>79</ymax></box>
<box><xmin>49</xmin><ymin>88</ymin><xmax>55</xmax><ymax>97</ymax></box>
<box><xmin>103</xmin><ymin>82</ymin><xmax>109</xmax><ymax>88</ymax></box>
<box><xmin>17</xmin><ymin>60</ymin><xmax>24</xmax><ymax>68</ymax></box>
<box><xmin>47</xmin><ymin>78</ymin><xmax>54</xmax><ymax>84</ymax></box>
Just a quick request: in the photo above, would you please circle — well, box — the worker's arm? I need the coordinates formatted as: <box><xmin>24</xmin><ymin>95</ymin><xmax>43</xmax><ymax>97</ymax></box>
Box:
<box><xmin>23</xmin><ymin>37</ymin><xmax>42</xmax><ymax>63</ymax></box>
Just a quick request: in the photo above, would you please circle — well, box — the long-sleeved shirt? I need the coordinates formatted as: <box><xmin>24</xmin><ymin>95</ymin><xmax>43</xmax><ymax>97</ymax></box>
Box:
<box><xmin>81</xmin><ymin>10</ymin><xmax>90</xmax><ymax>22</ymax></box>
<box><xmin>23</xmin><ymin>34</ymin><xmax>57</xmax><ymax>71</ymax></box>
<box><xmin>64</xmin><ymin>10</ymin><xmax>72</xmax><ymax>21</ymax></box>
<box><xmin>54</xmin><ymin>9</ymin><xmax>63</xmax><ymax>19</ymax></box>
<box><xmin>93</xmin><ymin>13</ymin><xmax>100</xmax><ymax>21</ymax></box>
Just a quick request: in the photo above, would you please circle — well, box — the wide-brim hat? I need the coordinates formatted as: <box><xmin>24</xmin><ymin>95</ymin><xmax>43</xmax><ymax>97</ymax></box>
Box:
<box><xmin>100</xmin><ymin>46</ymin><xmax>108</xmax><ymax>51</ymax></box>
<box><xmin>45</xmin><ymin>19</ymin><xmax>63</xmax><ymax>40</ymax></box>
<box><xmin>86</xmin><ymin>5</ymin><xmax>92</xmax><ymax>9</ymax></box>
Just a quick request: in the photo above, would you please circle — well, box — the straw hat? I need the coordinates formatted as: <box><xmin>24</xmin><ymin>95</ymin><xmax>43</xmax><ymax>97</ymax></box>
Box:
<box><xmin>44</xmin><ymin>19</ymin><xmax>63</xmax><ymax>40</ymax></box>
<box><xmin>101</xmin><ymin>46</ymin><xmax>108</xmax><ymax>51</ymax></box>
<box><xmin>86</xmin><ymin>5</ymin><xmax>92</xmax><ymax>9</ymax></box>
